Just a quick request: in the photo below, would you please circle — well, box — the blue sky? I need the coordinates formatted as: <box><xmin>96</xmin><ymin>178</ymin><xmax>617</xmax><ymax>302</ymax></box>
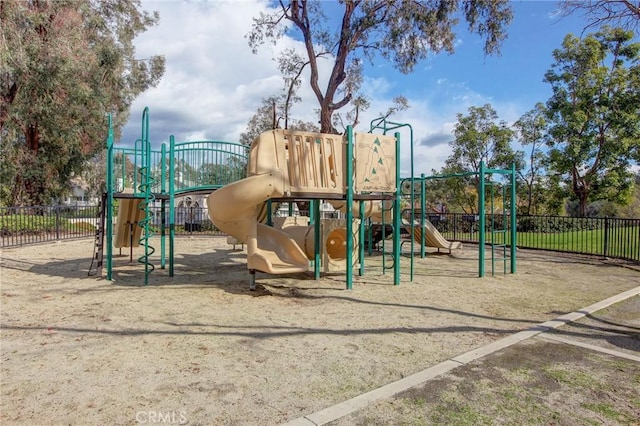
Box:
<box><xmin>122</xmin><ymin>0</ymin><xmax>618</xmax><ymax>176</ymax></box>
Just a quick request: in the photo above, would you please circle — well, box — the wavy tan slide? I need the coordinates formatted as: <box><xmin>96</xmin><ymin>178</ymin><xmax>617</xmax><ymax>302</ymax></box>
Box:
<box><xmin>404</xmin><ymin>219</ymin><xmax>463</xmax><ymax>251</ymax></box>
<box><xmin>207</xmin><ymin>129</ymin><xmax>397</xmax><ymax>276</ymax></box>
<box><xmin>206</xmin><ymin>172</ymin><xmax>309</xmax><ymax>274</ymax></box>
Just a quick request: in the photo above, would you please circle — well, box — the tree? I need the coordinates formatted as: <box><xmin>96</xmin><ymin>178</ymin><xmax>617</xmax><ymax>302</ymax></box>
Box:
<box><xmin>239</xmin><ymin>95</ymin><xmax>320</xmax><ymax>146</ymax></box>
<box><xmin>618</xmin><ymin>171</ymin><xmax>640</xmax><ymax>218</ymax></box>
<box><xmin>446</xmin><ymin>104</ymin><xmax>519</xmax><ymax>174</ymax></box>
<box><xmin>199</xmin><ymin>162</ymin><xmax>246</xmax><ymax>187</ymax></box>
<box><xmin>248</xmin><ymin>0</ymin><xmax>513</xmax><ymax>133</ymax></box>
<box><xmin>544</xmin><ymin>27</ymin><xmax>640</xmax><ymax>216</ymax></box>
<box><xmin>437</xmin><ymin>104</ymin><xmax>518</xmax><ymax>213</ymax></box>
<box><xmin>513</xmin><ymin>103</ymin><xmax>550</xmax><ymax>215</ymax></box>
<box><xmin>560</xmin><ymin>0</ymin><xmax>640</xmax><ymax>31</ymax></box>
<box><xmin>0</xmin><ymin>0</ymin><xmax>165</xmax><ymax>206</ymax></box>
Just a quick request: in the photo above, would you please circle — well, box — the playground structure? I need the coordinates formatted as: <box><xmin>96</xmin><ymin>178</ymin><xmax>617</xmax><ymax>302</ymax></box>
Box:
<box><xmin>93</xmin><ymin>109</ymin><xmax>405</xmax><ymax>289</ymax></box>
<box><xmin>206</xmin><ymin>128</ymin><xmax>402</xmax><ymax>288</ymax></box>
<box><xmin>92</xmin><ymin>108</ymin><xmax>517</xmax><ymax>288</ymax></box>
<box><xmin>399</xmin><ymin>166</ymin><xmax>518</xmax><ymax>279</ymax></box>
<box><xmin>91</xmin><ymin>108</ymin><xmax>249</xmax><ymax>285</ymax></box>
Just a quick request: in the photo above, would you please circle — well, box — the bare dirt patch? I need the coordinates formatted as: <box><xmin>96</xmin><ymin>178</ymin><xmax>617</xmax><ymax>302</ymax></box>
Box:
<box><xmin>1</xmin><ymin>237</ymin><xmax>639</xmax><ymax>425</ymax></box>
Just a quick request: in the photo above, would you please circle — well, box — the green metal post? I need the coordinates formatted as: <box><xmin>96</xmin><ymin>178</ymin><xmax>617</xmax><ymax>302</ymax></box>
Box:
<box><xmin>266</xmin><ymin>200</ymin><xmax>273</xmax><ymax>227</ymax></box>
<box><xmin>160</xmin><ymin>143</ymin><xmax>166</xmax><ymax>270</ymax></box>
<box><xmin>169</xmin><ymin>135</ymin><xmax>175</xmax><ymax>277</ymax></box>
<box><xmin>478</xmin><ymin>161</ymin><xmax>486</xmax><ymax>277</ymax></box>
<box><xmin>409</xmin><ymin>177</ymin><xmax>415</xmax><ymax>278</ymax></box>
<box><xmin>371</xmin><ymin>118</ymin><xmax>413</xmax><ymax>285</ymax></box>
<box><xmin>510</xmin><ymin>162</ymin><xmax>517</xmax><ymax>273</ymax></box>
<box><xmin>393</xmin><ymin>131</ymin><xmax>401</xmax><ymax>286</ymax></box>
<box><xmin>420</xmin><ymin>173</ymin><xmax>426</xmax><ymax>259</ymax></box>
<box><xmin>367</xmin><ymin>218</ymin><xmax>373</xmax><ymax>256</ymax></box>
<box><xmin>313</xmin><ymin>199</ymin><xmax>320</xmax><ymax>280</ymax></box>
<box><xmin>346</xmin><ymin>126</ymin><xmax>355</xmax><ymax>290</ymax></box>
<box><xmin>359</xmin><ymin>200</ymin><xmax>365</xmax><ymax>276</ymax></box>
<box><xmin>106</xmin><ymin>114</ymin><xmax>114</xmax><ymax>280</ymax></box>
<box><xmin>142</xmin><ymin>107</ymin><xmax>152</xmax><ymax>286</ymax></box>
<box><xmin>410</xmin><ymin>175</ymin><xmax>415</xmax><ymax>263</ymax></box>
<box><xmin>490</xmin><ymin>180</ymin><xmax>495</xmax><ymax>276</ymax></box>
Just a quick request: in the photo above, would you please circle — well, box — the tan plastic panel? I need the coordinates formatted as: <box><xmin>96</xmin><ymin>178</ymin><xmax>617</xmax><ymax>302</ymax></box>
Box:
<box><xmin>251</xmin><ymin>129</ymin><xmax>346</xmax><ymax>196</ymax></box>
<box><xmin>114</xmin><ymin>197</ymin><xmax>144</xmax><ymax>248</ymax></box>
<box><xmin>354</xmin><ymin>133</ymin><xmax>396</xmax><ymax>193</ymax></box>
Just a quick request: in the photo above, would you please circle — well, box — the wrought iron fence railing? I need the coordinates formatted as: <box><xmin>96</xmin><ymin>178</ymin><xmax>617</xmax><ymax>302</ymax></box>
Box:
<box><xmin>423</xmin><ymin>213</ymin><xmax>640</xmax><ymax>262</ymax></box>
<box><xmin>2</xmin><ymin>205</ymin><xmax>639</xmax><ymax>263</ymax></box>
<box><xmin>1</xmin><ymin>205</ymin><xmax>101</xmax><ymax>247</ymax></box>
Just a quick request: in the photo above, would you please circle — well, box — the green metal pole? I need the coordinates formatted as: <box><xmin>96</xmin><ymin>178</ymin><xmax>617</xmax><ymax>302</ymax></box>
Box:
<box><xmin>490</xmin><ymin>180</ymin><xmax>495</xmax><ymax>276</ymax></box>
<box><xmin>359</xmin><ymin>200</ymin><xmax>365</xmax><ymax>276</ymax></box>
<box><xmin>160</xmin><ymin>143</ymin><xmax>166</xmax><ymax>270</ymax></box>
<box><xmin>409</xmin><ymin>177</ymin><xmax>415</xmax><ymax>277</ymax></box>
<box><xmin>346</xmin><ymin>126</ymin><xmax>355</xmax><ymax>290</ymax></box>
<box><xmin>169</xmin><ymin>135</ymin><xmax>175</xmax><ymax>277</ymax></box>
<box><xmin>478</xmin><ymin>161</ymin><xmax>486</xmax><ymax>277</ymax></box>
<box><xmin>142</xmin><ymin>107</ymin><xmax>151</xmax><ymax>286</ymax></box>
<box><xmin>510</xmin><ymin>162</ymin><xmax>517</xmax><ymax>274</ymax></box>
<box><xmin>420</xmin><ymin>173</ymin><xmax>426</xmax><ymax>259</ymax></box>
<box><xmin>106</xmin><ymin>114</ymin><xmax>114</xmax><ymax>280</ymax></box>
<box><xmin>393</xmin><ymin>131</ymin><xmax>401</xmax><ymax>286</ymax></box>
<box><xmin>313</xmin><ymin>199</ymin><xmax>320</xmax><ymax>280</ymax></box>
<box><xmin>266</xmin><ymin>199</ymin><xmax>273</xmax><ymax>227</ymax></box>
<box><xmin>367</xmin><ymin>218</ymin><xmax>373</xmax><ymax>256</ymax></box>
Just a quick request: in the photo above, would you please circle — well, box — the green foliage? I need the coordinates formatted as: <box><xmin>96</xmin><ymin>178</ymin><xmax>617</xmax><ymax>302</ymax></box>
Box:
<box><xmin>448</xmin><ymin>104</ymin><xmax>518</xmax><ymax>173</ymax></box>
<box><xmin>544</xmin><ymin>27</ymin><xmax>640</xmax><ymax>216</ymax></box>
<box><xmin>58</xmin><ymin>206</ymin><xmax>99</xmax><ymax>218</ymax></box>
<box><xmin>198</xmin><ymin>162</ymin><xmax>245</xmax><ymax>187</ymax></box>
<box><xmin>248</xmin><ymin>1</ymin><xmax>512</xmax><ymax>133</ymax></box>
<box><xmin>0</xmin><ymin>0</ymin><xmax>165</xmax><ymax>206</ymax></box>
<box><xmin>432</xmin><ymin>104</ymin><xmax>518</xmax><ymax>214</ymax></box>
<box><xmin>1</xmin><ymin>214</ymin><xmax>61</xmax><ymax>234</ymax></box>
<box><xmin>513</xmin><ymin>103</ymin><xmax>551</xmax><ymax>215</ymax></box>
<box><xmin>617</xmin><ymin>174</ymin><xmax>640</xmax><ymax>218</ymax></box>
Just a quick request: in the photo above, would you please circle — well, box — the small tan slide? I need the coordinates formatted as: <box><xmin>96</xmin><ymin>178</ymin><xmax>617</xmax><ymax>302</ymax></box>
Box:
<box><xmin>404</xmin><ymin>219</ymin><xmax>462</xmax><ymax>251</ymax></box>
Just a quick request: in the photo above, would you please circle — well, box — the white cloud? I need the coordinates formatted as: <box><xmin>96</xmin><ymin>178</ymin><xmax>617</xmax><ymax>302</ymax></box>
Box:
<box><xmin>122</xmin><ymin>1</ymin><xmax>534</xmax><ymax>178</ymax></box>
<box><xmin>123</xmin><ymin>0</ymin><xmax>299</xmax><ymax>145</ymax></box>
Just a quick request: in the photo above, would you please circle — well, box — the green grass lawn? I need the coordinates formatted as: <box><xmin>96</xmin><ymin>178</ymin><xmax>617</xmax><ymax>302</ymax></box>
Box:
<box><xmin>441</xmin><ymin>226</ymin><xmax>639</xmax><ymax>260</ymax></box>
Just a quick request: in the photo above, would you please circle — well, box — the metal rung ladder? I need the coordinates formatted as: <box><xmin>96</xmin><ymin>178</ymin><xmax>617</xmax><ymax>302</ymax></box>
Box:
<box><xmin>88</xmin><ymin>193</ymin><xmax>107</xmax><ymax>277</ymax></box>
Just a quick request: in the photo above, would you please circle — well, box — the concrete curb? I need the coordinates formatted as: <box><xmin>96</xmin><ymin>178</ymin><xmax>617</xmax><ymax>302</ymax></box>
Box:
<box><xmin>282</xmin><ymin>285</ymin><xmax>640</xmax><ymax>426</ymax></box>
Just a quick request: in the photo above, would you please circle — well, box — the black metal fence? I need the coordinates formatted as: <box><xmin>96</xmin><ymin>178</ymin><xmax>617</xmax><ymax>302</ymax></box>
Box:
<box><xmin>0</xmin><ymin>205</ymin><xmax>229</xmax><ymax>248</ymax></box>
<box><xmin>422</xmin><ymin>213</ymin><xmax>640</xmax><ymax>262</ymax></box>
<box><xmin>2</xmin><ymin>205</ymin><xmax>639</xmax><ymax>263</ymax></box>
<box><xmin>1</xmin><ymin>205</ymin><xmax>101</xmax><ymax>247</ymax></box>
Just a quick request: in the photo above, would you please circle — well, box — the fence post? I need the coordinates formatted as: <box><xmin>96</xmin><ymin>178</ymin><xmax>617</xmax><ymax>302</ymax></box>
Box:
<box><xmin>55</xmin><ymin>205</ymin><xmax>61</xmax><ymax>240</ymax></box>
<box><xmin>603</xmin><ymin>216</ymin><xmax>609</xmax><ymax>258</ymax></box>
<box><xmin>453</xmin><ymin>213</ymin><xmax>457</xmax><ymax>241</ymax></box>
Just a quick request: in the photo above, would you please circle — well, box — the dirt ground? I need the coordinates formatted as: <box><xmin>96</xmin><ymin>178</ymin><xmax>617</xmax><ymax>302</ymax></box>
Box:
<box><xmin>1</xmin><ymin>236</ymin><xmax>639</xmax><ymax>425</ymax></box>
<box><xmin>335</xmin><ymin>296</ymin><xmax>640</xmax><ymax>426</ymax></box>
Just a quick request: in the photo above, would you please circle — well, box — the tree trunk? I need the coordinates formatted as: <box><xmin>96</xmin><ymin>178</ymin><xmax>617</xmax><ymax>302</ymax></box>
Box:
<box><xmin>11</xmin><ymin>174</ymin><xmax>24</xmax><ymax>207</ymax></box>
<box><xmin>578</xmin><ymin>191</ymin><xmax>588</xmax><ymax>217</ymax></box>
<box><xmin>22</xmin><ymin>124</ymin><xmax>43</xmax><ymax>205</ymax></box>
<box><xmin>319</xmin><ymin>102</ymin><xmax>334</xmax><ymax>134</ymax></box>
